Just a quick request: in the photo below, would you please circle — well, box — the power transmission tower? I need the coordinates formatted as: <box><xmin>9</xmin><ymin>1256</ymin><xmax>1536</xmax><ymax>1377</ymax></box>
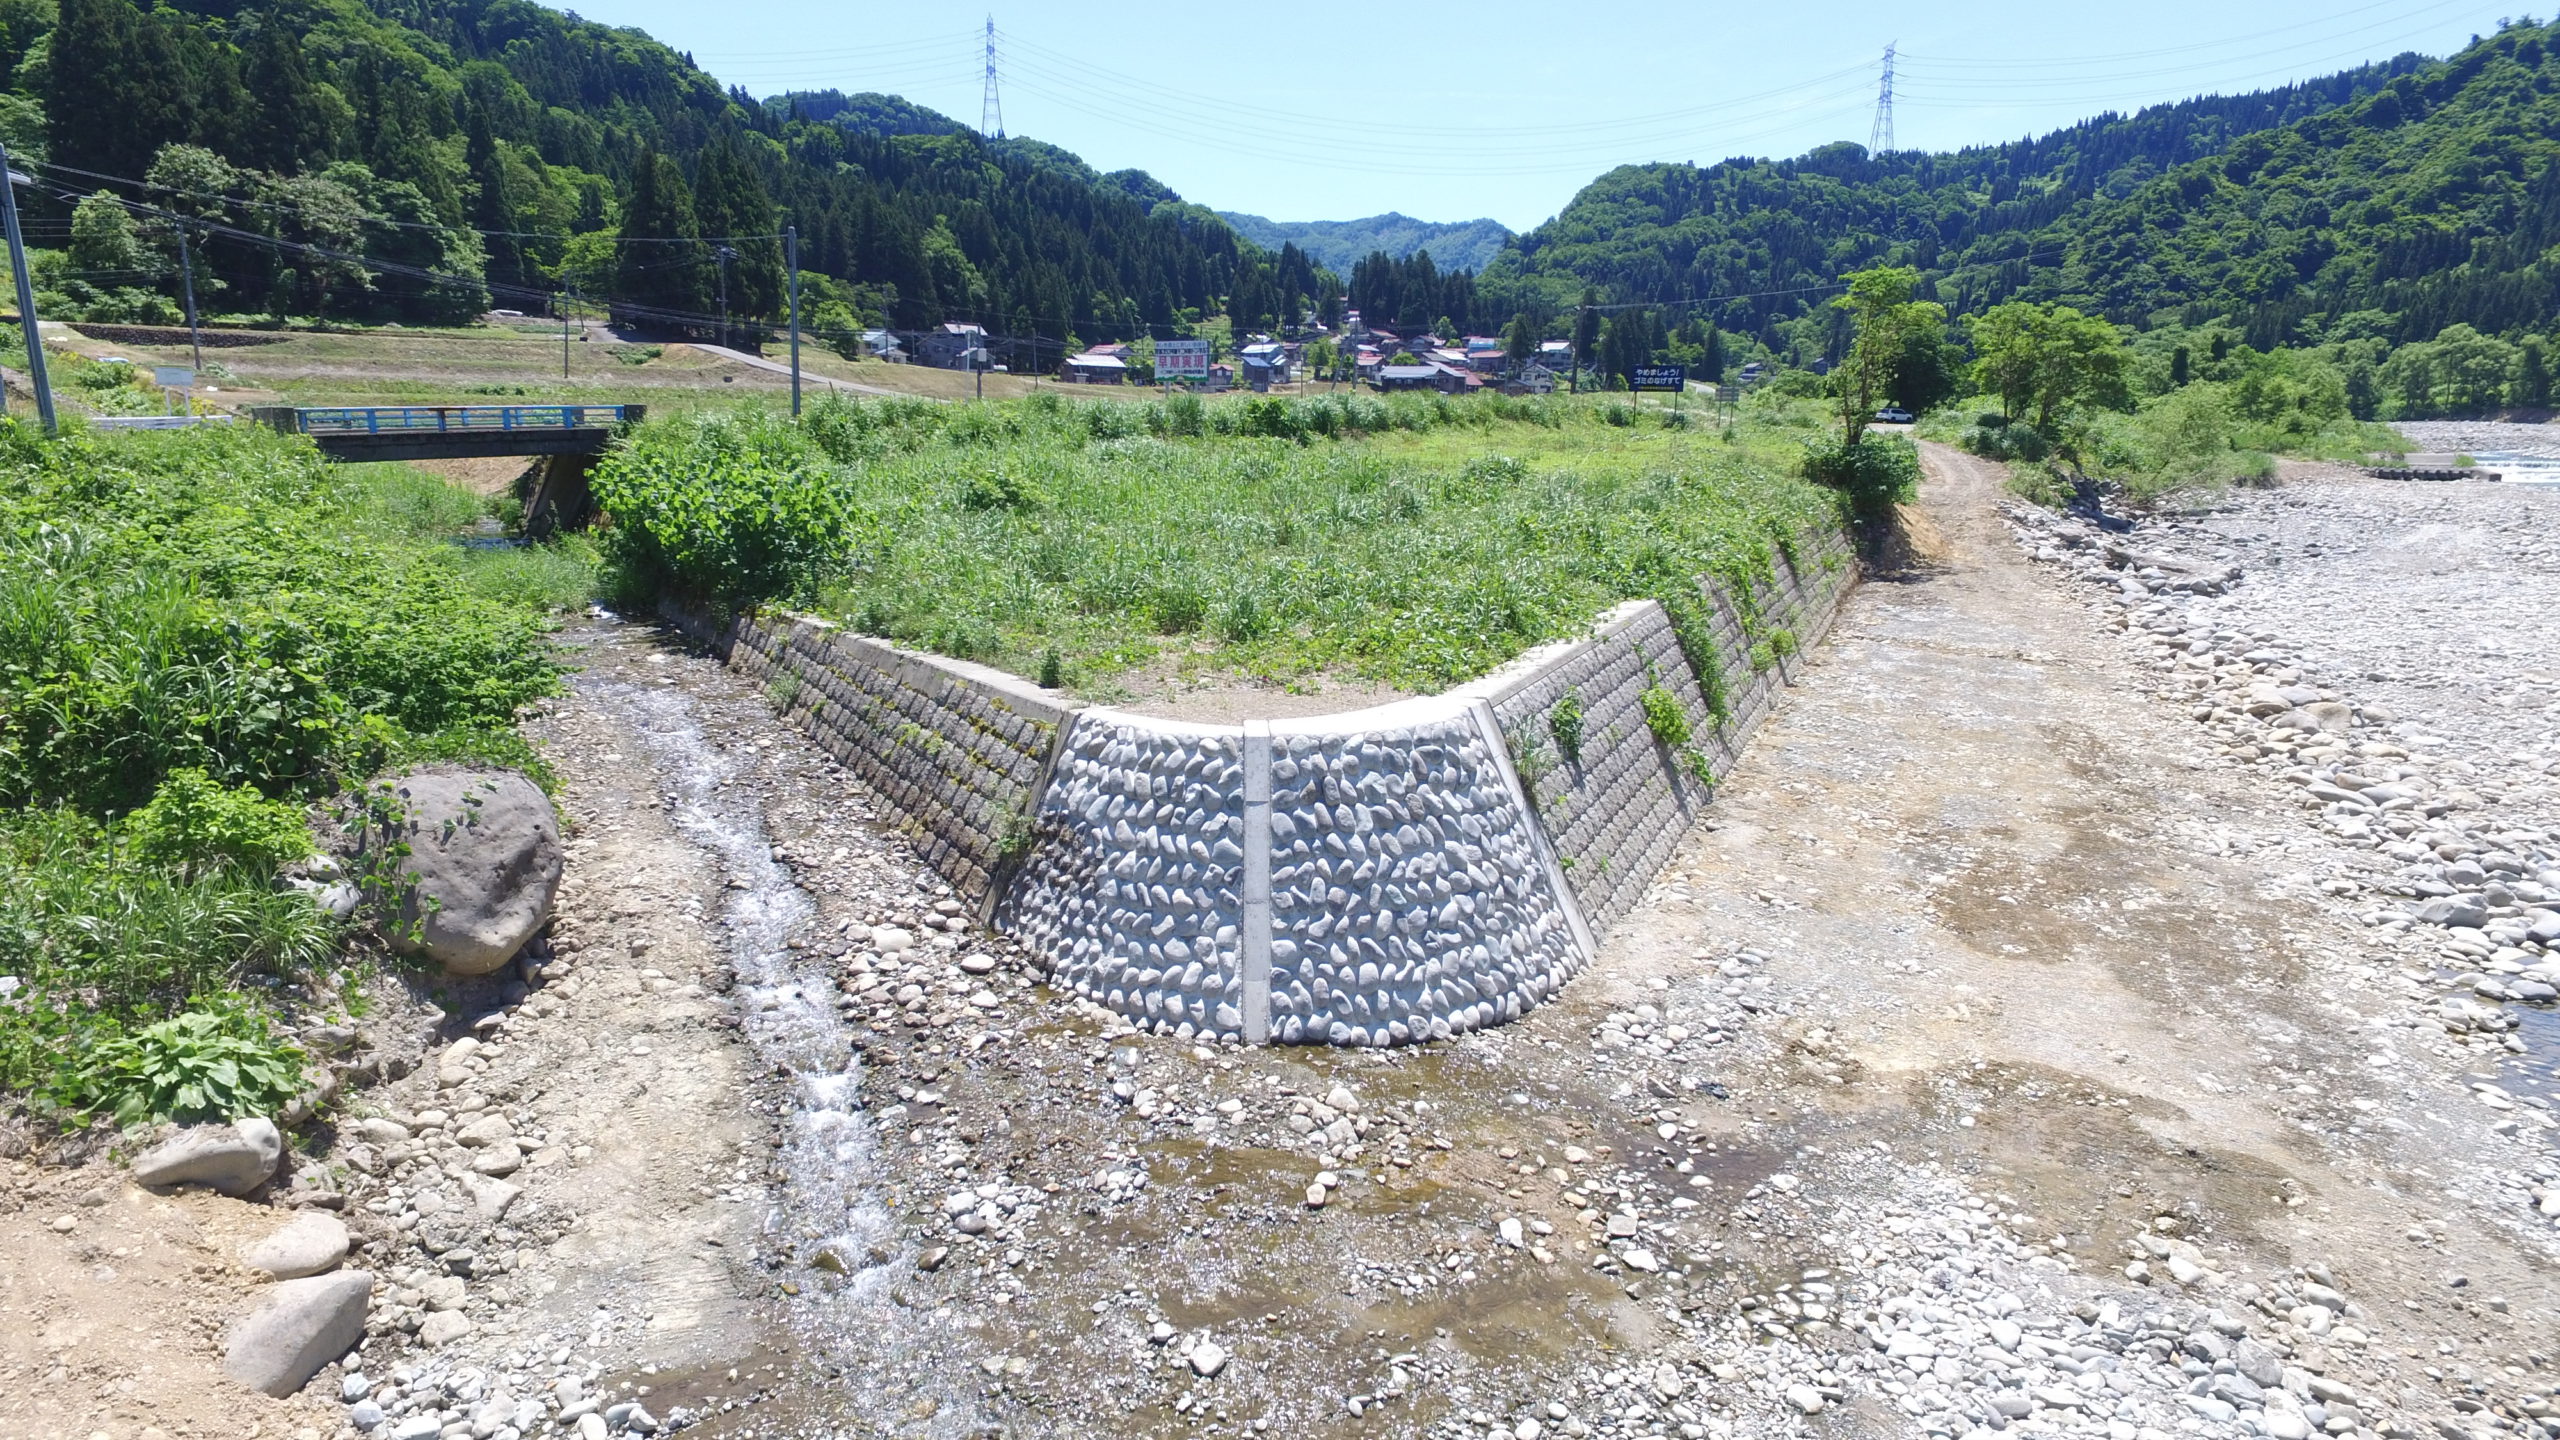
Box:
<box><xmin>1869</xmin><ymin>42</ymin><xmax>1896</xmax><ymax>155</ymax></box>
<box><xmin>981</xmin><ymin>17</ymin><xmax>1004</xmax><ymax>138</ymax></box>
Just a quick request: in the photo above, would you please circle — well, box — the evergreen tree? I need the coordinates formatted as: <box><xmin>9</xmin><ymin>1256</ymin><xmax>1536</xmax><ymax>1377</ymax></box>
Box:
<box><xmin>1505</xmin><ymin>311</ymin><xmax>1535</xmax><ymax>364</ymax></box>
<box><xmin>616</xmin><ymin>148</ymin><xmax>708</xmax><ymax>320</ymax></box>
<box><xmin>242</xmin><ymin>17</ymin><xmax>329</xmax><ymax>175</ymax></box>
<box><xmin>691</xmin><ymin>137</ymin><xmax>783</xmax><ymax>318</ymax></box>
<box><xmin>48</xmin><ymin>0</ymin><xmax>187</xmax><ymax>180</ymax></box>
<box><xmin>2515</xmin><ymin>337</ymin><xmax>2552</xmax><ymax>409</ymax></box>
<box><xmin>1571</xmin><ymin>287</ymin><xmax>1600</xmax><ymax>385</ymax></box>
<box><xmin>464</xmin><ymin>102</ymin><xmax>524</xmax><ymax>297</ymax></box>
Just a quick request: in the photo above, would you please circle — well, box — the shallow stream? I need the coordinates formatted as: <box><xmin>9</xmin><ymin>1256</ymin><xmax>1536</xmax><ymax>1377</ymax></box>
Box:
<box><xmin>581</xmin><ymin>654</ymin><xmax>974</xmax><ymax>1437</ymax></box>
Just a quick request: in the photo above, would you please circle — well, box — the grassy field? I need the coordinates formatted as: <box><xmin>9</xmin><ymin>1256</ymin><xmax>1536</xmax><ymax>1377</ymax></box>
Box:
<box><xmin>593</xmin><ymin>390</ymin><xmax>1847</xmax><ymax>697</ymax></box>
<box><xmin>44</xmin><ymin>320</ymin><xmax>1171</xmax><ymax>414</ymax></box>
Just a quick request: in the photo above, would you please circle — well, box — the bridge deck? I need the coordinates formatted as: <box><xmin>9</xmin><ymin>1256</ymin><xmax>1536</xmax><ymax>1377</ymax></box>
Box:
<box><xmin>252</xmin><ymin>404</ymin><xmax>643</xmax><ymax>462</ymax></box>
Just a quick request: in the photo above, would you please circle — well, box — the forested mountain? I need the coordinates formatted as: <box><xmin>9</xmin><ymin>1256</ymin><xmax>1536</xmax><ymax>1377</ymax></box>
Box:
<box><xmin>17</xmin><ymin>0</ymin><xmax>1308</xmax><ymax>350</ymax></box>
<box><xmin>22</xmin><ymin>0</ymin><xmax>2560</xmax><ymax>412</ymax></box>
<box><xmin>1482</xmin><ymin>20</ymin><xmax>2560</xmax><ymax>369</ymax></box>
<box><xmin>1219</xmin><ymin>212</ymin><xmax>1512</xmax><ymax>276</ymax></box>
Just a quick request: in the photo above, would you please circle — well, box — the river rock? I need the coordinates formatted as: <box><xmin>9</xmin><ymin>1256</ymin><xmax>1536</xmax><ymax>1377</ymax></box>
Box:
<box><xmin>2414</xmin><ymin>898</ymin><xmax>2488</xmax><ymax>928</ymax></box>
<box><xmin>240</xmin><ymin>1211</ymin><xmax>350</xmax><ymax>1279</ymax></box>
<box><xmin>419</xmin><ymin>1309</ymin><xmax>475</xmax><ymax>1346</ymax></box>
<box><xmin>132</xmin><ymin>1118</ymin><xmax>284</xmax><ymax>1195</ymax></box>
<box><xmin>373</xmin><ymin>769</ymin><xmax>563</xmax><ymax>975</ymax></box>
<box><xmin>221</xmin><ymin>1269</ymin><xmax>372</xmax><ymax>1396</ymax></box>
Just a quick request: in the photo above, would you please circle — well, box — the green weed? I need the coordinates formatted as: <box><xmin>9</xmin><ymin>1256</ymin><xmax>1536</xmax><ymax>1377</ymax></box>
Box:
<box><xmin>73</xmin><ymin>1007</ymin><xmax>308</xmax><ymax>1126</ymax></box>
<box><xmin>1640</xmin><ymin>682</ymin><xmax>1691</xmax><ymax>750</ymax></box>
<box><xmin>1547</xmin><ymin>687</ymin><xmax>1584</xmax><ymax>765</ymax></box>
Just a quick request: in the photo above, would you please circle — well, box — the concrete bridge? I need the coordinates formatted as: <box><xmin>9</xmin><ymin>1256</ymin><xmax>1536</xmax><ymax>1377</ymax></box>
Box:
<box><xmin>250</xmin><ymin>404</ymin><xmax>644</xmax><ymax>534</ymax></box>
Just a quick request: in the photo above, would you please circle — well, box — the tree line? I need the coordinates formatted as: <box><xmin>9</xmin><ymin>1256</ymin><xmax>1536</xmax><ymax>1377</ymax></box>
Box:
<box><xmin>16</xmin><ymin>0</ymin><xmax>1280</xmax><ymax>343</ymax></box>
<box><xmin>1480</xmin><ymin>18</ymin><xmax>2560</xmax><ymax>419</ymax></box>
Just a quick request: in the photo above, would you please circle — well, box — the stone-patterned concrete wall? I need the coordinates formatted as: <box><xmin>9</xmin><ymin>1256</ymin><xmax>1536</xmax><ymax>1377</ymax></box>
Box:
<box><xmin>664</xmin><ymin>605</ymin><xmax>1068</xmax><ymax>903</ymax></box>
<box><xmin>1479</xmin><ymin>528</ymin><xmax>1857</xmax><ymax>933</ymax></box>
<box><xmin>1264</xmin><ymin>703</ymin><xmax>1587</xmax><ymax>1047</ymax></box>
<box><xmin>996</xmin><ymin>698</ymin><xmax>1589</xmax><ymax>1046</ymax></box>
<box><xmin>674</xmin><ymin>521</ymin><xmax>1852</xmax><ymax>1044</ymax></box>
<box><xmin>996</xmin><ymin>714</ymin><xmax>1247</xmax><ymax>1041</ymax></box>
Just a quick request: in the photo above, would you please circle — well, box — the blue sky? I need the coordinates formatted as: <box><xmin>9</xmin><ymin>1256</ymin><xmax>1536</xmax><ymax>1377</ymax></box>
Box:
<box><xmin>576</xmin><ymin>0</ymin><xmax>2509</xmax><ymax>231</ymax></box>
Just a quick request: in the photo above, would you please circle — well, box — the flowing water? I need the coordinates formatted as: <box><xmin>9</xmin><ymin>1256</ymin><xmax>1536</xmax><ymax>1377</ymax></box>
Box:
<box><xmin>2465</xmin><ymin>450</ymin><xmax>2560</xmax><ymax>486</ymax></box>
<box><xmin>584</xmin><ymin>664</ymin><xmax>975</xmax><ymax>1437</ymax></box>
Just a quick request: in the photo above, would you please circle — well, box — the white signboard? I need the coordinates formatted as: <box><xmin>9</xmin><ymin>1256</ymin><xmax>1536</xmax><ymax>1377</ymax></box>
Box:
<box><xmin>154</xmin><ymin>366</ymin><xmax>197</xmax><ymax>388</ymax></box>
<box><xmin>1156</xmin><ymin>338</ymin><xmax>1210</xmax><ymax>379</ymax></box>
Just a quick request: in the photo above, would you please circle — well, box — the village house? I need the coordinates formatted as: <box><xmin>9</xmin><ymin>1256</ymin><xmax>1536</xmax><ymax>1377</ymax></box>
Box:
<box><xmin>1062</xmin><ymin>352</ymin><xmax>1128</xmax><ymax>384</ymax></box>
<box><xmin>916</xmin><ymin>322</ymin><xmax>988</xmax><ymax>370</ymax></box>
<box><xmin>1239</xmin><ymin>341</ymin><xmax>1292</xmax><ymax>389</ymax></box>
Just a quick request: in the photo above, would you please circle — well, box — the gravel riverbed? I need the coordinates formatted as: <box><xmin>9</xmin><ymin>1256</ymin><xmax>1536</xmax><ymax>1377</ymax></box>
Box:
<box><xmin>8</xmin><ymin>448</ymin><xmax>2558</xmax><ymax>1440</ymax></box>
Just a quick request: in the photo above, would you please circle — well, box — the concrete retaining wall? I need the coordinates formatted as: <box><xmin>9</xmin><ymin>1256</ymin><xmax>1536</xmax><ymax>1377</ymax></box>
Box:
<box><xmin>665</xmin><ymin>605</ymin><xmax>1069</xmax><ymax>903</ymax></box>
<box><xmin>676</xmin><ymin>522</ymin><xmax>1855</xmax><ymax>1044</ymax></box>
<box><xmin>996</xmin><ymin>714</ymin><xmax>1250</xmax><ymax>1038</ymax></box>
<box><xmin>1479</xmin><ymin>529</ymin><xmax>1859</xmax><ymax>933</ymax></box>
<box><xmin>996</xmin><ymin>697</ymin><xmax>1590</xmax><ymax>1046</ymax></box>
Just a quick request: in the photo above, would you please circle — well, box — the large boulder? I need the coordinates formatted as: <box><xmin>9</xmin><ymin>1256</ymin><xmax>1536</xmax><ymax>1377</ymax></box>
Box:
<box><xmin>223</xmin><ymin>1269</ymin><xmax>373</xmax><ymax>1396</ymax></box>
<box><xmin>132</xmin><ymin>1118</ymin><xmax>283</xmax><ymax>1194</ymax></box>
<box><xmin>373</xmin><ymin>769</ymin><xmax>562</xmax><ymax>975</ymax></box>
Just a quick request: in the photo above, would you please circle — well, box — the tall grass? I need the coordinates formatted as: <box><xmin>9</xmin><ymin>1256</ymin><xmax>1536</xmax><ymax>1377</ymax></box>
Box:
<box><xmin>0</xmin><ymin>424</ymin><xmax>581</xmax><ymax>1117</ymax></box>
<box><xmin>595</xmin><ymin>393</ymin><xmax>1843</xmax><ymax>691</ymax></box>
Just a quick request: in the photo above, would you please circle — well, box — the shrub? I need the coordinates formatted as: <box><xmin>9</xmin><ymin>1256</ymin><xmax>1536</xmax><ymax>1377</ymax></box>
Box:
<box><xmin>1802</xmin><ymin>434</ymin><xmax>1921</xmax><ymax>526</ymax></box>
<box><xmin>0</xmin><ymin>808</ymin><xmax>339</xmax><ymax>1101</ymax></box>
<box><xmin>0</xmin><ymin>423</ymin><xmax>563</xmax><ymax>1112</ymax></box>
<box><xmin>1639</xmin><ymin>682</ymin><xmax>1691</xmax><ymax>750</ymax></box>
<box><xmin>589</xmin><ymin>410</ymin><xmax>856</xmax><ymax>607</ymax></box>
<box><xmin>73</xmin><ymin>1008</ymin><xmax>307</xmax><ymax>1125</ymax></box>
<box><xmin>1547</xmin><ymin>686</ymin><xmax>1584</xmax><ymax>765</ymax></box>
<box><xmin>958</xmin><ymin>464</ymin><xmax>1047</xmax><ymax>512</ymax></box>
<box><xmin>1960</xmin><ymin>419</ymin><xmax>2048</xmax><ymax>462</ymax></box>
<box><xmin>0</xmin><ymin>428</ymin><xmax>559</xmax><ymax>814</ymax></box>
<box><xmin>123</xmin><ymin>768</ymin><xmax>312</xmax><ymax>876</ymax></box>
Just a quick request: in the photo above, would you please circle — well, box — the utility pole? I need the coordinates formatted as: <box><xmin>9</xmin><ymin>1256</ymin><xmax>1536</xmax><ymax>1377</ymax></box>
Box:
<box><xmin>561</xmin><ymin>287</ymin><xmax>573</xmax><ymax>381</ymax></box>
<box><xmin>715</xmin><ymin>244</ymin><xmax>736</xmax><ymax>352</ymax></box>
<box><xmin>176</xmin><ymin>223</ymin><xmax>203</xmax><ymax>372</ymax></box>
<box><xmin>786</xmin><ymin>225</ymin><xmax>802</xmax><ymax>416</ymax></box>
<box><xmin>0</xmin><ymin>141</ymin><xmax>55</xmax><ymax>433</ymax></box>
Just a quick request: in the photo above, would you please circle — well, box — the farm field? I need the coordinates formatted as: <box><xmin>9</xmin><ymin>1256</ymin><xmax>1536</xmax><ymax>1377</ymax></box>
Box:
<box><xmin>38</xmin><ymin>319</ymin><xmax>1135</xmax><ymax>413</ymax></box>
<box><xmin>591</xmin><ymin>390</ymin><xmax>1845</xmax><ymax>702</ymax></box>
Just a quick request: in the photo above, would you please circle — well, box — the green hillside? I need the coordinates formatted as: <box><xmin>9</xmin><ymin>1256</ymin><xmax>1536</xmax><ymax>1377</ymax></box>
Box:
<box><xmin>1219</xmin><ymin>212</ymin><xmax>1513</xmax><ymax>276</ymax></box>
<box><xmin>1482</xmin><ymin>19</ymin><xmax>2560</xmax><ymax>379</ymax></box>
<box><xmin>17</xmin><ymin>0</ymin><xmax>1328</xmax><ymax>348</ymax></box>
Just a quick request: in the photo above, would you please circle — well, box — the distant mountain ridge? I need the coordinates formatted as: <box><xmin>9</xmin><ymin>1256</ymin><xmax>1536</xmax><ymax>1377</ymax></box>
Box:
<box><xmin>1217</xmin><ymin>212</ymin><xmax>1514</xmax><ymax>275</ymax></box>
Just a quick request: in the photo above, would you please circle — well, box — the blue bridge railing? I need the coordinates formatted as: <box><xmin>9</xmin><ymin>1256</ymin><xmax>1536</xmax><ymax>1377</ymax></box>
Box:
<box><xmin>291</xmin><ymin>405</ymin><xmax>636</xmax><ymax>434</ymax></box>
